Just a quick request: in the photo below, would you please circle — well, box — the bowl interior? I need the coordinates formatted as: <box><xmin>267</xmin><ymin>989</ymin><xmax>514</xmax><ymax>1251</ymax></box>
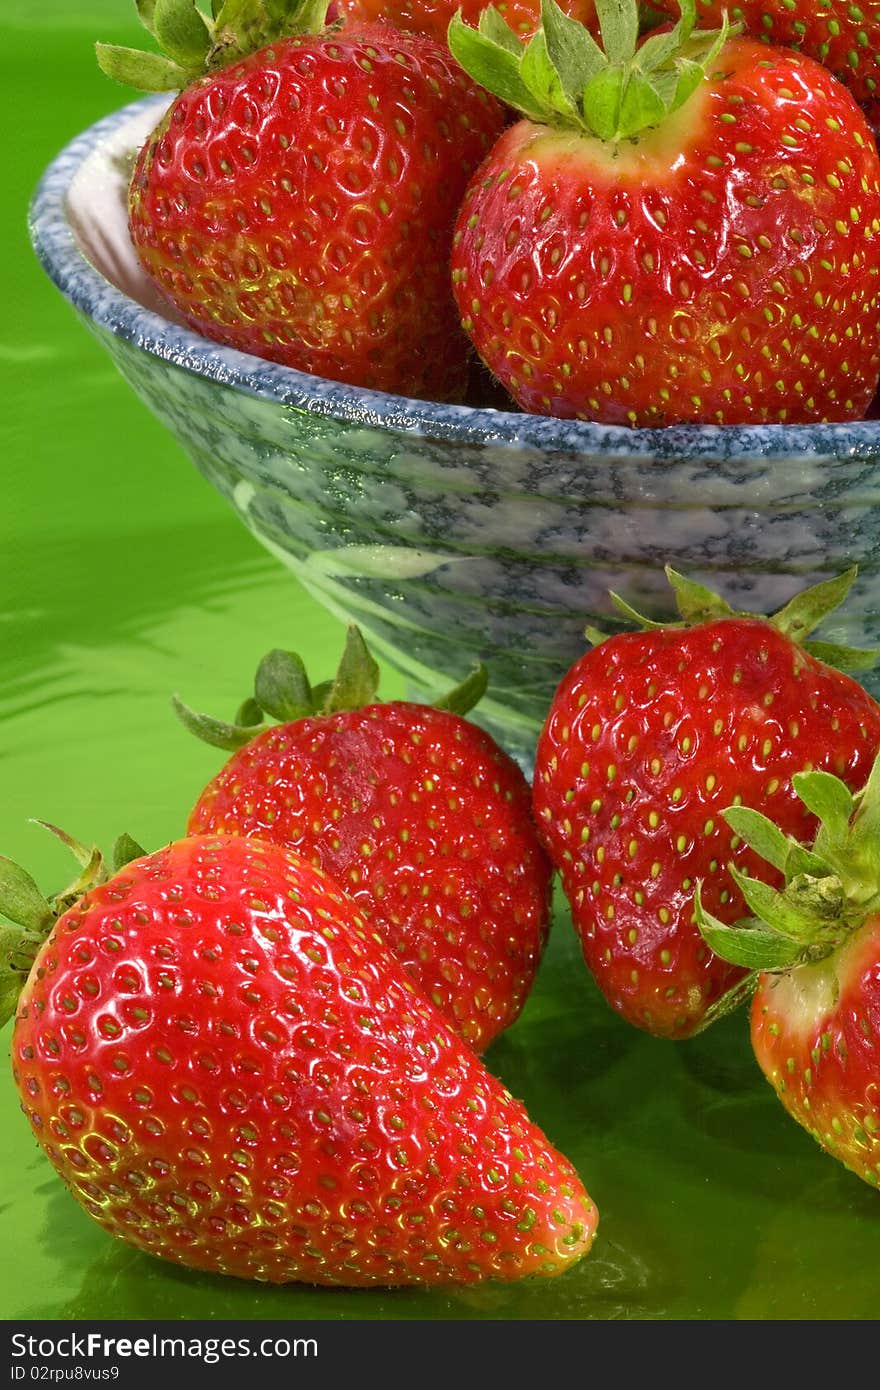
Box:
<box><xmin>65</xmin><ymin>97</ymin><xmax>181</xmax><ymax>323</ymax></box>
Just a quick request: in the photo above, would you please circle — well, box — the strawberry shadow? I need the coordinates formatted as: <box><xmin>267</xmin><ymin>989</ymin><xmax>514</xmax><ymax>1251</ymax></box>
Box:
<box><xmin>483</xmin><ymin>911</ymin><xmax>641</xmax><ymax>1153</ymax></box>
<box><xmin>55</xmin><ymin>1211</ymin><xmax>663</xmax><ymax>1322</ymax></box>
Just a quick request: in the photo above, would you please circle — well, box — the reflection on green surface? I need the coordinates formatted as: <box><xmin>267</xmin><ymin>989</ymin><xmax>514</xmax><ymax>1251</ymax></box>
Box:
<box><xmin>4</xmin><ymin>3</ymin><xmax>880</xmax><ymax>1322</ymax></box>
<box><xmin>7</xmin><ymin>894</ymin><xmax>880</xmax><ymax>1320</ymax></box>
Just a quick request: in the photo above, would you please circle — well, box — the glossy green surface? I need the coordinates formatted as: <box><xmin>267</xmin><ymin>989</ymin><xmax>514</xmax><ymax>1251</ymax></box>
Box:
<box><xmin>5</xmin><ymin>3</ymin><xmax>880</xmax><ymax>1322</ymax></box>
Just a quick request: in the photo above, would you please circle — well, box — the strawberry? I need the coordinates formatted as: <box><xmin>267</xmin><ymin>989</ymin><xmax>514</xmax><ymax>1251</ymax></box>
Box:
<box><xmin>2</xmin><ymin>830</ymin><xmax>596</xmax><ymax>1284</ymax></box>
<box><xmin>531</xmin><ymin>568</ymin><xmax>880</xmax><ymax>1040</ymax></box>
<box><xmin>176</xmin><ymin>627</ymin><xmax>553</xmax><ymax>1054</ymax></box>
<box><xmin>696</xmin><ymin>753</ymin><xmax>880</xmax><ymax>1189</ymax></box>
<box><xmin>335</xmin><ymin>0</ymin><xmax>596</xmax><ymax>45</ymax></box>
<box><xmin>96</xmin><ymin>1</ymin><xmax>504</xmax><ymax>400</ymax></box>
<box><xmin>653</xmin><ymin>0</ymin><xmax>880</xmax><ymax>110</ymax></box>
<box><xmin>447</xmin><ymin>0</ymin><xmax>880</xmax><ymax>426</ymax></box>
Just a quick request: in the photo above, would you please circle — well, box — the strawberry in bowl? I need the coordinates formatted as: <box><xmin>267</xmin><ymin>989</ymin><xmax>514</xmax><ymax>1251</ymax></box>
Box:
<box><xmin>448</xmin><ymin>0</ymin><xmax>880</xmax><ymax>425</ymax></box>
<box><xmin>651</xmin><ymin>0</ymin><xmax>880</xmax><ymax>110</ymax></box>
<box><xmin>96</xmin><ymin>0</ymin><xmax>505</xmax><ymax>400</ymax></box>
<box><xmin>335</xmin><ymin>0</ymin><xmax>596</xmax><ymax>43</ymax></box>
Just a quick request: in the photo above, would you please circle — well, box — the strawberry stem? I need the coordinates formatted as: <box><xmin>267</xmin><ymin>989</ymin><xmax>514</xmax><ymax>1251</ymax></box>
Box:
<box><xmin>596</xmin><ymin>565</ymin><xmax>878</xmax><ymax>674</ymax></box>
<box><xmin>0</xmin><ymin>828</ymin><xmax>146</xmax><ymax>1028</ymax></box>
<box><xmin>696</xmin><ymin>749</ymin><xmax>880</xmax><ymax>979</ymax></box>
<box><xmin>175</xmin><ymin>623</ymin><xmax>489</xmax><ymax>749</ymax></box>
<box><xmin>323</xmin><ymin>626</ymin><xmax>381</xmax><ymax>714</ymax></box>
<box><xmin>434</xmin><ymin>662</ymin><xmax>489</xmax><ymax>715</ymax></box>
<box><xmin>0</xmin><ymin>860</ymin><xmax>55</xmax><ymax>937</ymax></box>
<box><xmin>171</xmin><ymin>695</ymin><xmax>258</xmax><ymax>751</ymax></box>
<box><xmin>663</xmin><ymin>568</ymin><xmax>736</xmax><ymax>625</ymax></box>
<box><xmin>98</xmin><ymin>0</ymin><xmax>330</xmax><ymax>92</ymax></box>
<box><xmin>254</xmin><ymin>649</ymin><xmax>315</xmax><ymax>723</ymax></box>
<box><xmin>448</xmin><ymin>0</ymin><xmax>733</xmax><ymax>143</ymax></box>
<box><xmin>112</xmin><ymin>833</ymin><xmax>149</xmax><ymax>872</ymax></box>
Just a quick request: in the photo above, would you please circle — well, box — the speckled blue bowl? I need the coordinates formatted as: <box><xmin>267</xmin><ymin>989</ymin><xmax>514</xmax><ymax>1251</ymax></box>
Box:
<box><xmin>29</xmin><ymin>95</ymin><xmax>880</xmax><ymax>761</ymax></box>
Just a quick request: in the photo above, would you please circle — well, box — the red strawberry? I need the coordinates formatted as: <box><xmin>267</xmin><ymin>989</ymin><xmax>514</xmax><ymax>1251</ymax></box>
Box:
<box><xmin>336</xmin><ymin>0</ymin><xmax>596</xmax><ymax>45</ymax></box>
<box><xmin>97</xmin><ymin>2</ymin><xmax>504</xmax><ymax>400</ymax></box>
<box><xmin>696</xmin><ymin>754</ymin><xmax>880</xmax><ymax>1189</ymax></box>
<box><xmin>653</xmin><ymin>0</ymin><xmax>880</xmax><ymax>110</ymax></box>
<box><xmin>177</xmin><ymin>627</ymin><xmax>552</xmax><ymax>1054</ymax></box>
<box><xmin>3</xmin><ymin>830</ymin><xmax>596</xmax><ymax>1284</ymax></box>
<box><xmin>447</xmin><ymin>0</ymin><xmax>880</xmax><ymax>425</ymax></box>
<box><xmin>531</xmin><ymin>568</ymin><xmax>880</xmax><ymax>1039</ymax></box>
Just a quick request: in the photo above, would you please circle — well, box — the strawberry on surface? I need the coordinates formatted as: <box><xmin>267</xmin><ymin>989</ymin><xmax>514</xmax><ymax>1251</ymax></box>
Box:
<box><xmin>3</xmin><ymin>831</ymin><xmax>596</xmax><ymax>1285</ymax></box>
<box><xmin>697</xmin><ymin>753</ymin><xmax>880</xmax><ymax>1189</ymax></box>
<box><xmin>97</xmin><ymin>1</ymin><xmax>505</xmax><ymax>400</ymax></box>
<box><xmin>448</xmin><ymin>0</ymin><xmax>880</xmax><ymax>425</ymax></box>
<box><xmin>177</xmin><ymin>627</ymin><xmax>552</xmax><ymax>1054</ymax></box>
<box><xmin>531</xmin><ymin>568</ymin><xmax>880</xmax><ymax>1039</ymax></box>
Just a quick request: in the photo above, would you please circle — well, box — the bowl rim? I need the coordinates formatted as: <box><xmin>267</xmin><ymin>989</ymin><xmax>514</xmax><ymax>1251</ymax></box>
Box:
<box><xmin>28</xmin><ymin>92</ymin><xmax>880</xmax><ymax>460</ymax></box>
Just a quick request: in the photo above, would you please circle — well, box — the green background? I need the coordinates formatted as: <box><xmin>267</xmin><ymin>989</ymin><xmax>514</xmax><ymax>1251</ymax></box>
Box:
<box><xmin>3</xmin><ymin>1</ymin><xmax>880</xmax><ymax>1321</ymax></box>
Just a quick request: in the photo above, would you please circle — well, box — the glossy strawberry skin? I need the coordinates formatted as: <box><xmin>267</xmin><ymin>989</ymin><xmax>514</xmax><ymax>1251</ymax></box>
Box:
<box><xmin>451</xmin><ymin>39</ymin><xmax>880</xmax><ymax>425</ymax></box>
<box><xmin>187</xmin><ymin>705</ymin><xmax>552</xmax><ymax>1054</ymax></box>
<box><xmin>751</xmin><ymin>916</ymin><xmax>880</xmax><ymax>1187</ymax></box>
<box><xmin>11</xmin><ymin>835</ymin><xmax>594</xmax><ymax>1286</ymax></box>
<box><xmin>128</xmin><ymin>27</ymin><xmax>504</xmax><ymax>400</ymax></box>
<box><xmin>655</xmin><ymin>0</ymin><xmax>880</xmax><ymax>108</ymax></box>
<box><xmin>532</xmin><ymin>620</ymin><xmax>880</xmax><ymax>1039</ymax></box>
<box><xmin>336</xmin><ymin>0</ymin><xmax>595</xmax><ymax>44</ymax></box>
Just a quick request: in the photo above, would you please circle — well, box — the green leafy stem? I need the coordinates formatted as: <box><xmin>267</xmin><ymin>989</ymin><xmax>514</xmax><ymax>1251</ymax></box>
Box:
<box><xmin>586</xmin><ymin>564</ymin><xmax>878</xmax><ymax>675</ymax></box>
<box><xmin>448</xmin><ymin>0</ymin><xmax>735</xmax><ymax>142</ymax></box>
<box><xmin>696</xmin><ymin>748</ymin><xmax>880</xmax><ymax>984</ymax></box>
<box><xmin>174</xmin><ymin>623</ymin><xmax>489</xmax><ymax>751</ymax></box>
<box><xmin>97</xmin><ymin>0</ymin><xmax>329</xmax><ymax>92</ymax></box>
<box><xmin>0</xmin><ymin>827</ymin><xmax>146</xmax><ymax>1029</ymax></box>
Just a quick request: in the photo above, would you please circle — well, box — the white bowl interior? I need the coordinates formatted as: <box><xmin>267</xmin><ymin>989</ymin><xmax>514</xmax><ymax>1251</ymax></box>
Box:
<box><xmin>65</xmin><ymin>98</ymin><xmax>185</xmax><ymax>322</ymax></box>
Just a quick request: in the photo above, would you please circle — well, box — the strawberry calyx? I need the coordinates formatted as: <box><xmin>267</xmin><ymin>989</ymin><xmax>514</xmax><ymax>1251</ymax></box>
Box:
<box><xmin>97</xmin><ymin>0</ymin><xmax>330</xmax><ymax>93</ymax></box>
<box><xmin>0</xmin><ymin>826</ymin><xmax>146</xmax><ymax>1028</ymax></box>
<box><xmin>586</xmin><ymin>565</ymin><xmax>879</xmax><ymax>675</ymax></box>
<box><xmin>695</xmin><ymin>749</ymin><xmax>880</xmax><ymax>999</ymax></box>
<box><xmin>447</xmin><ymin>0</ymin><xmax>732</xmax><ymax>142</ymax></box>
<box><xmin>173</xmin><ymin>623</ymin><xmax>489</xmax><ymax>751</ymax></box>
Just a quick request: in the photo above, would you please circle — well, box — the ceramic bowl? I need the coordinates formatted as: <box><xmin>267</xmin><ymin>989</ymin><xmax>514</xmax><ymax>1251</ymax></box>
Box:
<box><xmin>29</xmin><ymin>94</ymin><xmax>880</xmax><ymax>763</ymax></box>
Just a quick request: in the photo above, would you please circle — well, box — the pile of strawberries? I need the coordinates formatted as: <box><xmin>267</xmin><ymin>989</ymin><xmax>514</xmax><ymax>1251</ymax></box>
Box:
<box><xmin>96</xmin><ymin>0</ymin><xmax>880</xmax><ymax>426</ymax></box>
<box><xmin>11</xmin><ymin>0</ymin><xmax>880</xmax><ymax>1292</ymax></box>
<box><xmin>7</xmin><ymin>566</ymin><xmax>880</xmax><ymax>1286</ymax></box>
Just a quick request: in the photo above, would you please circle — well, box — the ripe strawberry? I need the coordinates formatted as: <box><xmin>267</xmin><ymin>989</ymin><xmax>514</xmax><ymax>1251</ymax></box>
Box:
<box><xmin>3</xmin><ymin>830</ymin><xmax>596</xmax><ymax>1284</ymax></box>
<box><xmin>696</xmin><ymin>753</ymin><xmax>880</xmax><ymax>1189</ymax></box>
<box><xmin>653</xmin><ymin>0</ymin><xmax>880</xmax><ymax>110</ymax></box>
<box><xmin>336</xmin><ymin>0</ymin><xmax>596</xmax><ymax>45</ymax></box>
<box><xmin>531</xmin><ymin>568</ymin><xmax>880</xmax><ymax>1039</ymax></box>
<box><xmin>177</xmin><ymin>627</ymin><xmax>552</xmax><ymax>1054</ymax></box>
<box><xmin>448</xmin><ymin>0</ymin><xmax>880</xmax><ymax>425</ymax></box>
<box><xmin>97</xmin><ymin>1</ymin><xmax>504</xmax><ymax>400</ymax></box>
